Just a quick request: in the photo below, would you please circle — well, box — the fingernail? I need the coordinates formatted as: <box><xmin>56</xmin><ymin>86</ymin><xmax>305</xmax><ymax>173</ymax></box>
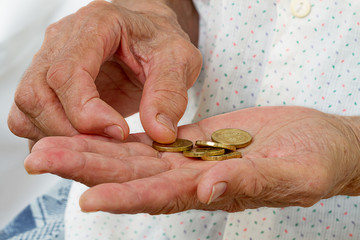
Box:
<box><xmin>207</xmin><ymin>182</ymin><xmax>227</xmax><ymax>204</ymax></box>
<box><xmin>104</xmin><ymin>125</ymin><xmax>124</xmax><ymax>140</ymax></box>
<box><xmin>156</xmin><ymin>114</ymin><xmax>176</xmax><ymax>134</ymax></box>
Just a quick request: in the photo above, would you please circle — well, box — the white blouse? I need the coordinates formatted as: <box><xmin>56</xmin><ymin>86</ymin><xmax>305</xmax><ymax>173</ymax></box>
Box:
<box><xmin>65</xmin><ymin>1</ymin><xmax>360</xmax><ymax>239</ymax></box>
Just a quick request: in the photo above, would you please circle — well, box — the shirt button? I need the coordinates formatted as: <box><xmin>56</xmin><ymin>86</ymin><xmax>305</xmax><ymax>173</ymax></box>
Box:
<box><xmin>290</xmin><ymin>0</ymin><xmax>312</xmax><ymax>18</ymax></box>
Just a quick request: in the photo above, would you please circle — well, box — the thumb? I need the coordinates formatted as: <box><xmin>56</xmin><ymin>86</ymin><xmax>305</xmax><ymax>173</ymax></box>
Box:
<box><xmin>140</xmin><ymin>43</ymin><xmax>202</xmax><ymax>143</ymax></box>
<box><xmin>197</xmin><ymin>158</ymin><xmax>271</xmax><ymax>205</ymax></box>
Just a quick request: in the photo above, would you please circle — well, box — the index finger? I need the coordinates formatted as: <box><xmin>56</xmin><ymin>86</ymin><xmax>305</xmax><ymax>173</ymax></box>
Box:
<box><xmin>46</xmin><ymin>2</ymin><xmax>133</xmax><ymax>139</ymax></box>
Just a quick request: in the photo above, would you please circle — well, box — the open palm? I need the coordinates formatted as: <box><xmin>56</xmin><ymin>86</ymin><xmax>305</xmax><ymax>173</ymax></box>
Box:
<box><xmin>25</xmin><ymin>106</ymin><xmax>360</xmax><ymax>214</ymax></box>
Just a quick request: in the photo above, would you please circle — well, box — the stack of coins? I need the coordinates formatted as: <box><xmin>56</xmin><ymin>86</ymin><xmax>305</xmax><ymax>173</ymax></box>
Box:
<box><xmin>152</xmin><ymin>128</ymin><xmax>252</xmax><ymax>161</ymax></box>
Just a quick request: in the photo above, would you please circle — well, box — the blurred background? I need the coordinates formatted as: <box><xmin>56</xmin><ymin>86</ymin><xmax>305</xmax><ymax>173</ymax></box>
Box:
<box><xmin>0</xmin><ymin>0</ymin><xmax>92</xmax><ymax>230</ymax></box>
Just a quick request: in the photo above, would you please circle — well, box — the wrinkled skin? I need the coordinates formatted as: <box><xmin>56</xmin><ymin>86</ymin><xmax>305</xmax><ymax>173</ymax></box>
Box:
<box><xmin>24</xmin><ymin>106</ymin><xmax>360</xmax><ymax>215</ymax></box>
<box><xmin>7</xmin><ymin>1</ymin><xmax>202</xmax><ymax>144</ymax></box>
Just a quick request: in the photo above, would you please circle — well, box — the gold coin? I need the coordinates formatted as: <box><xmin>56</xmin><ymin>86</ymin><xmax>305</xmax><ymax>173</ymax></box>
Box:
<box><xmin>211</xmin><ymin>128</ymin><xmax>252</xmax><ymax>148</ymax></box>
<box><xmin>183</xmin><ymin>148</ymin><xmax>225</xmax><ymax>158</ymax></box>
<box><xmin>195</xmin><ymin>140</ymin><xmax>236</xmax><ymax>151</ymax></box>
<box><xmin>201</xmin><ymin>151</ymin><xmax>242</xmax><ymax>161</ymax></box>
<box><xmin>152</xmin><ymin>138</ymin><xmax>193</xmax><ymax>152</ymax></box>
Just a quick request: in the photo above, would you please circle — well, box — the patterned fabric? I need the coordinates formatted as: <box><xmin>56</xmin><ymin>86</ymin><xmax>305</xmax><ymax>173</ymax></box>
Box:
<box><xmin>190</xmin><ymin>0</ymin><xmax>360</xmax><ymax>119</ymax></box>
<box><xmin>0</xmin><ymin>179</ymin><xmax>71</xmax><ymax>240</ymax></box>
<box><xmin>66</xmin><ymin>182</ymin><xmax>228</xmax><ymax>240</ymax></box>
<box><xmin>65</xmin><ymin>0</ymin><xmax>360</xmax><ymax>239</ymax></box>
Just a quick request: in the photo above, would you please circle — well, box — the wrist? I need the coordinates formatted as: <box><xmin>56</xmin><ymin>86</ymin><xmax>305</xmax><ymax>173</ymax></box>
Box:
<box><xmin>336</xmin><ymin>116</ymin><xmax>360</xmax><ymax>196</ymax></box>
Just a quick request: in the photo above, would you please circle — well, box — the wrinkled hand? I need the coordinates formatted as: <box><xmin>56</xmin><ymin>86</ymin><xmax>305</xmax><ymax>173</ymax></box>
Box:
<box><xmin>8</xmin><ymin>1</ymin><xmax>201</xmax><ymax>144</ymax></box>
<box><xmin>24</xmin><ymin>106</ymin><xmax>360</xmax><ymax>214</ymax></box>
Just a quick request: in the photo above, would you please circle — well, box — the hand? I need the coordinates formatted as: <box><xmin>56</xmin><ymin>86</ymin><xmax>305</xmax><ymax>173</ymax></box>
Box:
<box><xmin>24</xmin><ymin>106</ymin><xmax>360</xmax><ymax>214</ymax></box>
<box><xmin>7</xmin><ymin>1</ymin><xmax>202</xmax><ymax>144</ymax></box>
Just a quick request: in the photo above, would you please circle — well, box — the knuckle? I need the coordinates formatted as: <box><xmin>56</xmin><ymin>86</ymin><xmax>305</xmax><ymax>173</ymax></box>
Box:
<box><xmin>7</xmin><ymin>113</ymin><xmax>23</xmax><ymax>137</ymax></box>
<box><xmin>78</xmin><ymin>1</ymin><xmax>120</xmax><ymax>31</ymax></box>
<box><xmin>168</xmin><ymin>39</ymin><xmax>197</xmax><ymax>62</ymax></box>
<box><xmin>66</xmin><ymin>98</ymin><xmax>99</xmax><ymax>132</ymax></box>
<box><xmin>153</xmin><ymin>87</ymin><xmax>188</xmax><ymax>119</ymax></box>
<box><xmin>239</xmin><ymin>175</ymin><xmax>266</xmax><ymax>198</ymax></box>
<box><xmin>75</xmin><ymin>3</ymin><xmax>122</xmax><ymax>60</ymax></box>
<box><xmin>45</xmin><ymin>22</ymin><xmax>62</xmax><ymax>37</ymax></box>
<box><xmin>166</xmin><ymin>39</ymin><xmax>203</xmax><ymax>87</ymax></box>
<box><xmin>46</xmin><ymin>61</ymin><xmax>73</xmax><ymax>92</ymax></box>
<box><xmin>14</xmin><ymin>84</ymin><xmax>39</xmax><ymax>117</ymax></box>
<box><xmin>181</xmin><ymin>43</ymin><xmax>203</xmax><ymax>73</ymax></box>
<box><xmin>7</xmin><ymin>108</ymin><xmax>38</xmax><ymax>140</ymax></box>
<box><xmin>85</xmin><ymin>0</ymin><xmax>112</xmax><ymax>10</ymax></box>
<box><xmin>193</xmin><ymin>47</ymin><xmax>203</xmax><ymax>70</ymax></box>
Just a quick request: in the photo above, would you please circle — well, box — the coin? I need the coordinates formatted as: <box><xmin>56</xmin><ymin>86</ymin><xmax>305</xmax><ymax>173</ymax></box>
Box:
<box><xmin>195</xmin><ymin>140</ymin><xmax>236</xmax><ymax>151</ymax></box>
<box><xmin>152</xmin><ymin>138</ymin><xmax>193</xmax><ymax>152</ymax></box>
<box><xmin>183</xmin><ymin>148</ymin><xmax>225</xmax><ymax>158</ymax></box>
<box><xmin>211</xmin><ymin>128</ymin><xmax>252</xmax><ymax>148</ymax></box>
<box><xmin>201</xmin><ymin>151</ymin><xmax>242</xmax><ymax>161</ymax></box>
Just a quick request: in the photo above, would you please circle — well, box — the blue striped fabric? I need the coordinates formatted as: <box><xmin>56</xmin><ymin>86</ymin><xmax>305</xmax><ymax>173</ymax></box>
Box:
<box><xmin>0</xmin><ymin>179</ymin><xmax>72</xmax><ymax>240</ymax></box>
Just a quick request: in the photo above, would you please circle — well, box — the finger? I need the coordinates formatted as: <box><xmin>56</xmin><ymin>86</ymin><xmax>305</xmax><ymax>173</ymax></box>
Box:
<box><xmin>79</xmin><ymin>168</ymin><xmax>202</xmax><ymax>214</ymax></box>
<box><xmin>10</xmin><ymin>51</ymin><xmax>80</xmax><ymax>139</ymax></box>
<box><xmin>46</xmin><ymin>2</ymin><xmax>131</xmax><ymax>140</ymax></box>
<box><xmin>9</xmin><ymin>10</ymin><xmax>84</xmax><ymax>140</ymax></box>
<box><xmin>8</xmin><ymin>103</ymin><xmax>45</xmax><ymax>141</ymax></box>
<box><xmin>31</xmin><ymin>135</ymin><xmax>158</xmax><ymax>158</ymax></box>
<box><xmin>197</xmin><ymin>158</ymin><xmax>263</xmax><ymax>205</ymax></box>
<box><xmin>197</xmin><ymin>155</ymin><xmax>327</xmax><ymax>208</ymax></box>
<box><xmin>140</xmin><ymin>40</ymin><xmax>202</xmax><ymax>143</ymax></box>
<box><xmin>24</xmin><ymin>145</ymin><xmax>168</xmax><ymax>187</ymax></box>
